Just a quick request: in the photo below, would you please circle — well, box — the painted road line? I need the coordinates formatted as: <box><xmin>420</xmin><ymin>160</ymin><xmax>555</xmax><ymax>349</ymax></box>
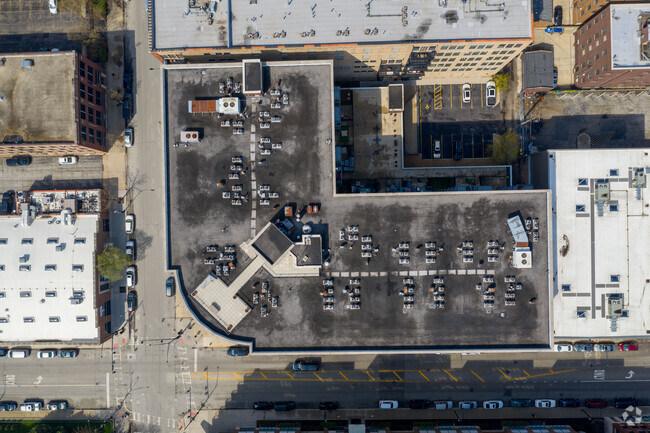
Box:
<box><xmin>509</xmin><ymin>369</ymin><xmax>576</xmax><ymax>381</ymax></box>
<box><xmin>106</xmin><ymin>372</ymin><xmax>110</xmax><ymax>408</ymax></box>
<box><xmin>449</xmin><ymin>85</ymin><xmax>453</xmax><ymax>110</ymax></box>
<box><xmin>393</xmin><ymin>371</ymin><xmax>404</xmax><ymax>382</ymax></box>
<box><xmin>444</xmin><ymin>370</ymin><xmax>458</xmax><ymax>382</ymax></box>
<box><xmin>523</xmin><ymin>369</ymin><xmax>531</xmax><ymax>377</ymax></box>
<box><xmin>194</xmin><ymin>348</ymin><xmax>197</xmax><ymax>372</ymax></box>
<box><xmin>499</xmin><ymin>368</ymin><xmax>511</xmax><ymax>380</ymax></box>
<box><xmin>366</xmin><ymin>371</ymin><xmax>375</xmax><ymax>381</ymax></box>
<box><xmin>285</xmin><ymin>371</ymin><xmax>293</xmax><ymax>379</ymax></box>
<box><xmin>259</xmin><ymin>371</ymin><xmax>268</xmax><ymax>379</ymax></box>
<box><xmin>471</xmin><ymin>370</ymin><xmax>485</xmax><ymax>383</ymax></box>
<box><xmin>419</xmin><ymin>370</ymin><xmax>430</xmax><ymax>382</ymax></box>
<box><xmin>340</xmin><ymin>371</ymin><xmax>349</xmax><ymax>381</ymax></box>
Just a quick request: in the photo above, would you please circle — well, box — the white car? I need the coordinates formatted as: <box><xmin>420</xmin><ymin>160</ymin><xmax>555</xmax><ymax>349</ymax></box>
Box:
<box><xmin>462</xmin><ymin>84</ymin><xmax>471</xmax><ymax>103</ymax></box>
<box><xmin>458</xmin><ymin>401</ymin><xmax>477</xmax><ymax>409</ymax></box>
<box><xmin>379</xmin><ymin>400</ymin><xmax>398</xmax><ymax>409</ymax></box>
<box><xmin>486</xmin><ymin>81</ymin><xmax>497</xmax><ymax>107</ymax></box>
<box><xmin>483</xmin><ymin>400</ymin><xmax>504</xmax><ymax>409</ymax></box>
<box><xmin>434</xmin><ymin>401</ymin><xmax>453</xmax><ymax>410</ymax></box>
<box><xmin>535</xmin><ymin>399</ymin><xmax>556</xmax><ymax>408</ymax></box>
<box><xmin>48</xmin><ymin>0</ymin><xmax>58</xmax><ymax>14</ymax></box>
<box><xmin>124</xmin><ymin>127</ymin><xmax>134</xmax><ymax>147</ymax></box>
<box><xmin>554</xmin><ymin>343</ymin><xmax>573</xmax><ymax>352</ymax></box>
<box><xmin>58</xmin><ymin>155</ymin><xmax>78</xmax><ymax>165</ymax></box>
<box><xmin>37</xmin><ymin>349</ymin><xmax>57</xmax><ymax>359</ymax></box>
<box><xmin>126</xmin><ymin>266</ymin><xmax>137</xmax><ymax>288</ymax></box>
<box><xmin>20</xmin><ymin>401</ymin><xmax>43</xmax><ymax>411</ymax></box>
<box><xmin>125</xmin><ymin>214</ymin><xmax>135</xmax><ymax>234</ymax></box>
<box><xmin>433</xmin><ymin>140</ymin><xmax>441</xmax><ymax>159</ymax></box>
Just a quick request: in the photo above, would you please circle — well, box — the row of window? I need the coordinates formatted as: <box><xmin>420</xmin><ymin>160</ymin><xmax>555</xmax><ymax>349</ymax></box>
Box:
<box><xmin>79</xmin><ymin>83</ymin><xmax>103</xmax><ymax>106</ymax></box>
<box><xmin>81</xmin><ymin>126</ymin><xmax>104</xmax><ymax>146</ymax></box>
<box><xmin>0</xmin><ymin>316</ymin><xmax>88</xmax><ymax>324</ymax></box>
<box><xmin>3</xmin><ymin>264</ymin><xmax>85</xmax><ymax>272</ymax></box>
<box><xmin>80</xmin><ymin>104</ymin><xmax>103</xmax><ymax>126</ymax></box>
<box><xmin>78</xmin><ymin>61</ymin><xmax>102</xmax><ymax>85</ymax></box>
<box><xmin>0</xmin><ymin>237</ymin><xmax>85</xmax><ymax>245</ymax></box>
<box><xmin>0</xmin><ymin>290</ymin><xmax>84</xmax><ymax>298</ymax></box>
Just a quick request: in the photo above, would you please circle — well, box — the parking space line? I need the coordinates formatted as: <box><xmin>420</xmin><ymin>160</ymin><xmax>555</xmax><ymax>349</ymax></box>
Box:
<box><xmin>471</xmin><ymin>370</ymin><xmax>485</xmax><ymax>383</ymax></box>
<box><xmin>523</xmin><ymin>369</ymin><xmax>531</xmax><ymax>377</ymax></box>
<box><xmin>481</xmin><ymin>84</ymin><xmax>485</xmax><ymax>108</ymax></box>
<box><xmin>499</xmin><ymin>368</ymin><xmax>511</xmax><ymax>380</ymax></box>
<box><xmin>449</xmin><ymin>85</ymin><xmax>453</xmax><ymax>110</ymax></box>
<box><xmin>313</xmin><ymin>372</ymin><xmax>324</xmax><ymax>381</ymax></box>
<box><xmin>259</xmin><ymin>371</ymin><xmax>268</xmax><ymax>379</ymax></box>
<box><xmin>419</xmin><ymin>370</ymin><xmax>430</xmax><ymax>382</ymax></box>
<box><xmin>392</xmin><ymin>371</ymin><xmax>404</xmax><ymax>382</ymax></box>
<box><xmin>444</xmin><ymin>370</ymin><xmax>458</xmax><ymax>382</ymax></box>
<box><xmin>340</xmin><ymin>371</ymin><xmax>349</xmax><ymax>381</ymax></box>
<box><xmin>366</xmin><ymin>370</ymin><xmax>375</xmax><ymax>381</ymax></box>
<box><xmin>433</xmin><ymin>85</ymin><xmax>443</xmax><ymax>110</ymax></box>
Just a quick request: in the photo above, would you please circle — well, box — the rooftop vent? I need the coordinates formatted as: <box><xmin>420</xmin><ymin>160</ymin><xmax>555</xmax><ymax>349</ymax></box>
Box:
<box><xmin>21</xmin><ymin>59</ymin><xmax>34</xmax><ymax>70</ymax></box>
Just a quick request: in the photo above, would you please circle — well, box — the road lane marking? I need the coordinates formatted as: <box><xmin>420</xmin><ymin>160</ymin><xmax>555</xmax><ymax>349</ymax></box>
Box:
<box><xmin>508</xmin><ymin>369</ymin><xmax>577</xmax><ymax>381</ymax></box>
<box><xmin>106</xmin><ymin>372</ymin><xmax>110</xmax><ymax>408</ymax></box>
<box><xmin>523</xmin><ymin>370</ymin><xmax>531</xmax><ymax>377</ymax></box>
<box><xmin>392</xmin><ymin>371</ymin><xmax>403</xmax><ymax>382</ymax></box>
<box><xmin>471</xmin><ymin>370</ymin><xmax>485</xmax><ymax>383</ymax></box>
<box><xmin>313</xmin><ymin>372</ymin><xmax>323</xmax><ymax>381</ymax></box>
<box><xmin>193</xmin><ymin>348</ymin><xmax>197</xmax><ymax>372</ymax></box>
<box><xmin>259</xmin><ymin>371</ymin><xmax>268</xmax><ymax>379</ymax></box>
<box><xmin>499</xmin><ymin>369</ymin><xmax>511</xmax><ymax>380</ymax></box>
<box><xmin>365</xmin><ymin>371</ymin><xmax>375</xmax><ymax>381</ymax></box>
<box><xmin>419</xmin><ymin>371</ymin><xmax>430</xmax><ymax>382</ymax></box>
<box><xmin>444</xmin><ymin>370</ymin><xmax>458</xmax><ymax>382</ymax></box>
<box><xmin>285</xmin><ymin>371</ymin><xmax>293</xmax><ymax>379</ymax></box>
<box><xmin>339</xmin><ymin>371</ymin><xmax>349</xmax><ymax>381</ymax></box>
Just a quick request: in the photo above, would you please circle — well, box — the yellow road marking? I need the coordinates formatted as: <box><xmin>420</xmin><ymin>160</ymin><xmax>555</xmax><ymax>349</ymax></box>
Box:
<box><xmin>444</xmin><ymin>370</ymin><xmax>458</xmax><ymax>382</ymax></box>
<box><xmin>508</xmin><ymin>369</ymin><xmax>576</xmax><ymax>381</ymax></box>
<box><xmin>471</xmin><ymin>370</ymin><xmax>485</xmax><ymax>383</ymax></box>
<box><xmin>366</xmin><ymin>370</ymin><xmax>375</xmax><ymax>381</ymax></box>
<box><xmin>393</xmin><ymin>371</ymin><xmax>404</xmax><ymax>382</ymax></box>
<box><xmin>285</xmin><ymin>371</ymin><xmax>293</xmax><ymax>379</ymax></box>
<box><xmin>233</xmin><ymin>372</ymin><xmax>241</xmax><ymax>379</ymax></box>
<box><xmin>499</xmin><ymin>369</ymin><xmax>511</xmax><ymax>380</ymax></box>
<box><xmin>419</xmin><ymin>370</ymin><xmax>430</xmax><ymax>382</ymax></box>
<box><xmin>259</xmin><ymin>371</ymin><xmax>268</xmax><ymax>379</ymax></box>
<box><xmin>313</xmin><ymin>372</ymin><xmax>323</xmax><ymax>381</ymax></box>
<box><xmin>339</xmin><ymin>371</ymin><xmax>349</xmax><ymax>381</ymax></box>
<box><xmin>523</xmin><ymin>369</ymin><xmax>531</xmax><ymax>377</ymax></box>
<box><xmin>449</xmin><ymin>84</ymin><xmax>453</xmax><ymax>110</ymax></box>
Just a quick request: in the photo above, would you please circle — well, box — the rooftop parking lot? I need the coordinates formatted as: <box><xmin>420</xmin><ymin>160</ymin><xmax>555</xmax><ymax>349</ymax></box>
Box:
<box><xmin>0</xmin><ymin>156</ymin><xmax>104</xmax><ymax>191</ymax></box>
<box><xmin>165</xmin><ymin>63</ymin><xmax>551</xmax><ymax>351</ymax></box>
<box><xmin>0</xmin><ymin>0</ymin><xmax>89</xmax><ymax>36</ymax></box>
<box><xmin>418</xmin><ymin>84</ymin><xmax>507</xmax><ymax>163</ymax></box>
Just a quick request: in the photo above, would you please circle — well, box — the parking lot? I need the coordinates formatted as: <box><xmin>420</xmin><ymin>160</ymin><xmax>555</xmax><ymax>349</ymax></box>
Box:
<box><xmin>419</xmin><ymin>84</ymin><xmax>505</xmax><ymax>162</ymax></box>
<box><xmin>0</xmin><ymin>0</ymin><xmax>90</xmax><ymax>36</ymax></box>
<box><xmin>165</xmin><ymin>63</ymin><xmax>551</xmax><ymax>351</ymax></box>
<box><xmin>0</xmin><ymin>156</ymin><xmax>104</xmax><ymax>192</ymax></box>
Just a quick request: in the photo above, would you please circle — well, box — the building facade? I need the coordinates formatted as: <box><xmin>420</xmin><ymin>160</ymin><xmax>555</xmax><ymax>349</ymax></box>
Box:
<box><xmin>574</xmin><ymin>3</ymin><xmax>650</xmax><ymax>88</ymax></box>
<box><xmin>571</xmin><ymin>0</ymin><xmax>639</xmax><ymax>24</ymax></box>
<box><xmin>0</xmin><ymin>51</ymin><xmax>107</xmax><ymax>157</ymax></box>
<box><xmin>149</xmin><ymin>0</ymin><xmax>533</xmax><ymax>82</ymax></box>
<box><xmin>0</xmin><ymin>189</ymin><xmax>112</xmax><ymax>343</ymax></box>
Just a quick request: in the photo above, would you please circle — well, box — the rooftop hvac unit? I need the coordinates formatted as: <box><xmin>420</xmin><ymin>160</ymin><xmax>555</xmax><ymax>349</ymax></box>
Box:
<box><xmin>180</xmin><ymin>131</ymin><xmax>200</xmax><ymax>143</ymax></box>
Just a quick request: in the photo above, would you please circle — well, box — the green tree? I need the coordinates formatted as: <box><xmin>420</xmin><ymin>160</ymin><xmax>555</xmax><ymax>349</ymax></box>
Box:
<box><xmin>489</xmin><ymin>129</ymin><xmax>520</xmax><ymax>165</ymax></box>
<box><xmin>97</xmin><ymin>245</ymin><xmax>130</xmax><ymax>282</ymax></box>
<box><xmin>493</xmin><ymin>73</ymin><xmax>510</xmax><ymax>91</ymax></box>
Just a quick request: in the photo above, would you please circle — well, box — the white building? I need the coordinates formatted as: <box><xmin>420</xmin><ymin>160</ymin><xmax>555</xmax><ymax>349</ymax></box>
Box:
<box><xmin>0</xmin><ymin>190</ymin><xmax>105</xmax><ymax>343</ymax></box>
<box><xmin>542</xmin><ymin>149</ymin><xmax>649</xmax><ymax>338</ymax></box>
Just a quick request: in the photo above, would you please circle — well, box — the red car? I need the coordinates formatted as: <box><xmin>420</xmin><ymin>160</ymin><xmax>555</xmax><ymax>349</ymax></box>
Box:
<box><xmin>585</xmin><ymin>399</ymin><xmax>607</xmax><ymax>408</ymax></box>
<box><xmin>618</xmin><ymin>342</ymin><xmax>638</xmax><ymax>351</ymax></box>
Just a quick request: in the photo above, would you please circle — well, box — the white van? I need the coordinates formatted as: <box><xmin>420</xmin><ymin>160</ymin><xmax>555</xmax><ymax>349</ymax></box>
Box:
<box><xmin>433</xmin><ymin>140</ymin><xmax>442</xmax><ymax>159</ymax></box>
<box><xmin>8</xmin><ymin>349</ymin><xmax>31</xmax><ymax>358</ymax></box>
<box><xmin>434</xmin><ymin>400</ymin><xmax>453</xmax><ymax>410</ymax></box>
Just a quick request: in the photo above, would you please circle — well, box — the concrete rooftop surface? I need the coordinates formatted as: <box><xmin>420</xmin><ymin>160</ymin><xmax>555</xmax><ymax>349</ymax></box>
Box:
<box><xmin>152</xmin><ymin>0</ymin><xmax>532</xmax><ymax>50</ymax></box>
<box><xmin>0</xmin><ymin>52</ymin><xmax>77</xmax><ymax>144</ymax></box>
<box><xmin>610</xmin><ymin>4</ymin><xmax>650</xmax><ymax>68</ymax></box>
<box><xmin>164</xmin><ymin>61</ymin><xmax>551</xmax><ymax>351</ymax></box>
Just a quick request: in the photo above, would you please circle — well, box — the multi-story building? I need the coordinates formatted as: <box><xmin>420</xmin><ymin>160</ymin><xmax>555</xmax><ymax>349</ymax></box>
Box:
<box><xmin>0</xmin><ymin>51</ymin><xmax>107</xmax><ymax>157</ymax></box>
<box><xmin>149</xmin><ymin>0</ymin><xmax>533</xmax><ymax>82</ymax></box>
<box><xmin>574</xmin><ymin>3</ymin><xmax>650</xmax><ymax>88</ymax></box>
<box><xmin>0</xmin><ymin>189</ymin><xmax>113</xmax><ymax>343</ymax></box>
<box><xmin>571</xmin><ymin>0</ymin><xmax>639</xmax><ymax>24</ymax></box>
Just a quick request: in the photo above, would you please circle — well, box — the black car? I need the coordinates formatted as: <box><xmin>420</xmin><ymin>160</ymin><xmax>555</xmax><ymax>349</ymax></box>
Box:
<box><xmin>409</xmin><ymin>399</ymin><xmax>430</xmax><ymax>409</ymax></box>
<box><xmin>559</xmin><ymin>398</ymin><xmax>580</xmax><ymax>407</ymax></box>
<box><xmin>253</xmin><ymin>401</ymin><xmax>273</xmax><ymax>410</ymax></box>
<box><xmin>453</xmin><ymin>139</ymin><xmax>463</xmax><ymax>161</ymax></box>
<box><xmin>226</xmin><ymin>346</ymin><xmax>249</xmax><ymax>357</ymax></box>
<box><xmin>274</xmin><ymin>401</ymin><xmax>296</xmax><ymax>411</ymax></box>
<box><xmin>0</xmin><ymin>348</ymin><xmax>7</xmax><ymax>358</ymax></box>
<box><xmin>319</xmin><ymin>401</ymin><xmax>339</xmax><ymax>410</ymax></box>
<box><xmin>5</xmin><ymin>156</ymin><xmax>32</xmax><ymax>166</ymax></box>
<box><xmin>554</xmin><ymin>6</ymin><xmax>563</xmax><ymax>26</ymax></box>
<box><xmin>614</xmin><ymin>398</ymin><xmax>638</xmax><ymax>409</ymax></box>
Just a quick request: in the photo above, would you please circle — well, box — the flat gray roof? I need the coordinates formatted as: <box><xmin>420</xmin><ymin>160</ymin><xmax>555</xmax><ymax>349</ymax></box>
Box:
<box><xmin>522</xmin><ymin>50</ymin><xmax>553</xmax><ymax>89</ymax></box>
<box><xmin>252</xmin><ymin>224</ymin><xmax>293</xmax><ymax>264</ymax></box>
<box><xmin>610</xmin><ymin>4</ymin><xmax>650</xmax><ymax>69</ymax></box>
<box><xmin>152</xmin><ymin>0</ymin><xmax>532</xmax><ymax>51</ymax></box>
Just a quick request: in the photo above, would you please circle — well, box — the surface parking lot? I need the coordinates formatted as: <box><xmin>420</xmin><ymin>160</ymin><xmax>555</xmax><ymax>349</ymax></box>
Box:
<box><xmin>0</xmin><ymin>156</ymin><xmax>104</xmax><ymax>191</ymax></box>
<box><xmin>419</xmin><ymin>84</ymin><xmax>502</xmax><ymax>162</ymax></box>
<box><xmin>0</xmin><ymin>0</ymin><xmax>88</xmax><ymax>36</ymax></box>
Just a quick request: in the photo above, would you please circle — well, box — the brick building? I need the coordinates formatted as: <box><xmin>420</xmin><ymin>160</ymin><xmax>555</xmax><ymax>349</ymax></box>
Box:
<box><xmin>574</xmin><ymin>3</ymin><xmax>650</xmax><ymax>88</ymax></box>
<box><xmin>149</xmin><ymin>0</ymin><xmax>533</xmax><ymax>83</ymax></box>
<box><xmin>0</xmin><ymin>51</ymin><xmax>107</xmax><ymax>157</ymax></box>
<box><xmin>571</xmin><ymin>0</ymin><xmax>639</xmax><ymax>24</ymax></box>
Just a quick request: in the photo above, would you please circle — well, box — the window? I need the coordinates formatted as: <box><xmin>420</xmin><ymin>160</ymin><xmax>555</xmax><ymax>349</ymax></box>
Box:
<box><xmin>88</xmin><ymin>128</ymin><xmax>95</xmax><ymax>143</ymax></box>
<box><xmin>23</xmin><ymin>317</ymin><xmax>35</xmax><ymax>323</ymax></box>
<box><xmin>0</xmin><ymin>239</ymin><xmax>6</xmax><ymax>245</ymax></box>
<box><xmin>577</xmin><ymin>311</ymin><xmax>587</xmax><ymax>318</ymax></box>
<box><xmin>87</xmin><ymin>65</ymin><xmax>94</xmax><ymax>82</ymax></box>
<box><xmin>19</xmin><ymin>265</ymin><xmax>31</xmax><ymax>271</ymax></box>
<box><xmin>72</xmin><ymin>264</ymin><xmax>84</xmax><ymax>271</ymax></box>
<box><xmin>79</xmin><ymin>83</ymin><xmax>86</xmax><ymax>99</ymax></box>
<box><xmin>87</xmin><ymin>89</ymin><xmax>93</xmax><ymax>104</ymax></box>
<box><xmin>75</xmin><ymin>238</ymin><xmax>86</xmax><ymax>244</ymax></box>
<box><xmin>80</xmin><ymin>103</ymin><xmax>86</xmax><ymax>120</ymax></box>
<box><xmin>0</xmin><ymin>265</ymin><xmax>4</xmax><ymax>271</ymax></box>
<box><xmin>79</xmin><ymin>61</ymin><xmax>85</xmax><ymax>77</ymax></box>
<box><xmin>610</xmin><ymin>275</ymin><xmax>620</xmax><ymax>283</ymax></box>
<box><xmin>0</xmin><ymin>292</ymin><xmax>4</xmax><ymax>298</ymax></box>
<box><xmin>81</xmin><ymin>126</ymin><xmax>87</xmax><ymax>141</ymax></box>
<box><xmin>45</xmin><ymin>264</ymin><xmax>56</xmax><ymax>271</ymax></box>
<box><xmin>21</xmin><ymin>238</ymin><xmax>33</xmax><ymax>244</ymax></box>
<box><xmin>20</xmin><ymin>291</ymin><xmax>32</xmax><ymax>298</ymax></box>
<box><xmin>104</xmin><ymin>321</ymin><xmax>112</xmax><ymax>334</ymax></box>
<box><xmin>88</xmin><ymin>108</ymin><xmax>94</xmax><ymax>124</ymax></box>
<box><xmin>97</xmin><ymin>129</ymin><xmax>103</xmax><ymax>146</ymax></box>
<box><xmin>49</xmin><ymin>317</ymin><xmax>60</xmax><ymax>323</ymax></box>
<box><xmin>95</xmin><ymin>90</ymin><xmax>102</xmax><ymax>107</ymax></box>
<box><xmin>578</xmin><ymin>178</ymin><xmax>588</xmax><ymax>186</ymax></box>
<box><xmin>104</xmin><ymin>300</ymin><xmax>112</xmax><ymax>316</ymax></box>
<box><xmin>610</xmin><ymin>204</ymin><xmax>618</xmax><ymax>211</ymax></box>
<box><xmin>562</xmin><ymin>284</ymin><xmax>571</xmax><ymax>292</ymax></box>
<box><xmin>76</xmin><ymin>316</ymin><xmax>88</xmax><ymax>322</ymax></box>
<box><xmin>103</xmin><ymin>219</ymin><xmax>110</xmax><ymax>232</ymax></box>
<box><xmin>576</xmin><ymin>205</ymin><xmax>586</xmax><ymax>212</ymax></box>
<box><xmin>45</xmin><ymin>291</ymin><xmax>57</xmax><ymax>297</ymax></box>
<box><xmin>610</xmin><ymin>169</ymin><xmax>618</xmax><ymax>176</ymax></box>
<box><xmin>100</xmin><ymin>283</ymin><xmax>110</xmax><ymax>292</ymax></box>
<box><xmin>47</xmin><ymin>237</ymin><xmax>59</xmax><ymax>244</ymax></box>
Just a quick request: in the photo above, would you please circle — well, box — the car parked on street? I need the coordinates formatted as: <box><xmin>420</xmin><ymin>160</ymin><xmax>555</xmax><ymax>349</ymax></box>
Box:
<box><xmin>20</xmin><ymin>400</ymin><xmax>43</xmax><ymax>411</ymax></box>
<box><xmin>292</xmin><ymin>359</ymin><xmax>319</xmax><ymax>371</ymax></box>
<box><xmin>453</xmin><ymin>139</ymin><xmax>463</xmax><ymax>160</ymax></box>
<box><xmin>585</xmin><ymin>399</ymin><xmax>607</xmax><ymax>408</ymax></box>
<box><xmin>125</xmin><ymin>214</ymin><xmax>135</xmax><ymax>234</ymax></box>
<box><xmin>127</xmin><ymin>291</ymin><xmax>137</xmax><ymax>312</ymax></box>
<box><xmin>8</xmin><ymin>348</ymin><xmax>31</xmax><ymax>358</ymax></box>
<box><xmin>319</xmin><ymin>401</ymin><xmax>339</xmax><ymax>410</ymax></box>
<box><xmin>594</xmin><ymin>342</ymin><xmax>616</xmax><ymax>352</ymax></box>
<box><xmin>535</xmin><ymin>399</ymin><xmax>556</xmax><ymax>408</ymax></box>
<box><xmin>485</xmin><ymin>81</ymin><xmax>496</xmax><ymax>107</ymax></box>
<box><xmin>125</xmin><ymin>240</ymin><xmax>136</xmax><ymax>261</ymax></box>
<box><xmin>554</xmin><ymin>343</ymin><xmax>572</xmax><ymax>352</ymax></box>
<box><xmin>58</xmin><ymin>349</ymin><xmax>78</xmax><ymax>358</ymax></box>
<box><xmin>37</xmin><ymin>349</ymin><xmax>57</xmax><ymax>359</ymax></box>
<box><xmin>0</xmin><ymin>402</ymin><xmax>17</xmax><ymax>411</ymax></box>
<box><xmin>226</xmin><ymin>346</ymin><xmax>248</xmax><ymax>357</ymax></box>
<box><xmin>618</xmin><ymin>342</ymin><xmax>638</xmax><ymax>351</ymax></box>
<box><xmin>458</xmin><ymin>401</ymin><xmax>477</xmax><ymax>409</ymax></box>
<box><xmin>510</xmin><ymin>399</ymin><xmax>533</xmax><ymax>408</ymax></box>
<box><xmin>58</xmin><ymin>156</ymin><xmax>78</xmax><ymax>165</ymax></box>
<box><xmin>166</xmin><ymin>277</ymin><xmax>175</xmax><ymax>297</ymax></box>
<box><xmin>433</xmin><ymin>140</ymin><xmax>441</xmax><ymax>159</ymax></box>
<box><xmin>124</xmin><ymin>127</ymin><xmax>134</xmax><ymax>147</ymax></box>
<box><xmin>573</xmin><ymin>342</ymin><xmax>594</xmax><ymax>352</ymax></box>
<box><xmin>409</xmin><ymin>399</ymin><xmax>430</xmax><ymax>409</ymax></box>
<box><xmin>483</xmin><ymin>400</ymin><xmax>504</xmax><ymax>409</ymax></box>
<box><xmin>273</xmin><ymin>401</ymin><xmax>296</xmax><ymax>411</ymax></box>
<box><xmin>252</xmin><ymin>401</ymin><xmax>273</xmax><ymax>410</ymax></box>
<box><xmin>559</xmin><ymin>398</ymin><xmax>580</xmax><ymax>407</ymax></box>
<box><xmin>0</xmin><ymin>348</ymin><xmax>6</xmax><ymax>357</ymax></box>
<box><xmin>434</xmin><ymin>401</ymin><xmax>453</xmax><ymax>410</ymax></box>
<box><xmin>379</xmin><ymin>400</ymin><xmax>399</xmax><ymax>409</ymax></box>
<box><xmin>5</xmin><ymin>156</ymin><xmax>32</xmax><ymax>167</ymax></box>
<box><xmin>46</xmin><ymin>401</ymin><xmax>68</xmax><ymax>411</ymax></box>
<box><xmin>126</xmin><ymin>266</ymin><xmax>137</xmax><ymax>288</ymax></box>
<box><xmin>462</xmin><ymin>84</ymin><xmax>471</xmax><ymax>103</ymax></box>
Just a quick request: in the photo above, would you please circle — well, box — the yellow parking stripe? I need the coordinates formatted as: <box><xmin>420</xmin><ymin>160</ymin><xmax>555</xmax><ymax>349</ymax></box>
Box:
<box><xmin>339</xmin><ymin>371</ymin><xmax>349</xmax><ymax>381</ymax></box>
<box><xmin>471</xmin><ymin>370</ymin><xmax>485</xmax><ymax>383</ymax></box>
<box><xmin>499</xmin><ymin>368</ymin><xmax>511</xmax><ymax>380</ymax></box>
<box><xmin>419</xmin><ymin>370</ymin><xmax>430</xmax><ymax>382</ymax></box>
<box><xmin>366</xmin><ymin>370</ymin><xmax>375</xmax><ymax>381</ymax></box>
<box><xmin>444</xmin><ymin>370</ymin><xmax>458</xmax><ymax>382</ymax></box>
<box><xmin>393</xmin><ymin>371</ymin><xmax>404</xmax><ymax>382</ymax></box>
